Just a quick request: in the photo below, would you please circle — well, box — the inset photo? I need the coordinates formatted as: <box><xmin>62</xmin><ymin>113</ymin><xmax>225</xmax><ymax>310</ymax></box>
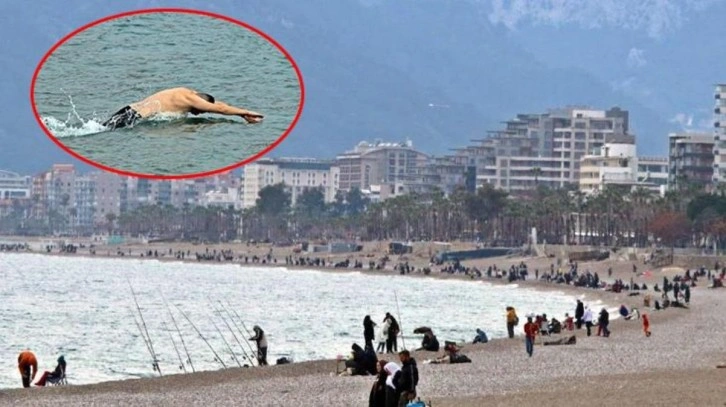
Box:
<box><xmin>31</xmin><ymin>9</ymin><xmax>303</xmax><ymax>178</ymax></box>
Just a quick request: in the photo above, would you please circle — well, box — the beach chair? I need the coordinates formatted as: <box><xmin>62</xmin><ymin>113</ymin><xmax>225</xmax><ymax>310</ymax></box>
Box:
<box><xmin>47</xmin><ymin>367</ymin><xmax>68</xmax><ymax>386</ymax></box>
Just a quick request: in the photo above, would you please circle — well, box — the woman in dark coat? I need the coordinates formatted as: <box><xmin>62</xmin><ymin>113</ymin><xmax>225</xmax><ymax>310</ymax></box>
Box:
<box><xmin>363</xmin><ymin>315</ymin><xmax>376</xmax><ymax>350</ymax></box>
<box><xmin>368</xmin><ymin>360</ymin><xmax>388</xmax><ymax>407</ymax></box>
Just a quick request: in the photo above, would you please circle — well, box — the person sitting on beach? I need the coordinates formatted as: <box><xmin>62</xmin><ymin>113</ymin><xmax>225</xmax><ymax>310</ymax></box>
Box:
<box><xmin>538</xmin><ymin>314</ymin><xmax>550</xmax><ymax>336</ymax></box>
<box><xmin>548</xmin><ymin>317</ymin><xmax>562</xmax><ymax>334</ymax></box>
<box><xmin>345</xmin><ymin>343</ymin><xmax>378</xmax><ymax>376</ymax></box>
<box><xmin>102</xmin><ymin>87</ymin><xmax>264</xmax><ymax>130</ymax></box>
<box><xmin>34</xmin><ymin>355</ymin><xmax>66</xmax><ymax>386</ymax></box>
<box><xmin>619</xmin><ymin>304</ymin><xmax>629</xmax><ymax>318</ymax></box>
<box><xmin>428</xmin><ymin>342</ymin><xmax>472</xmax><ymax>364</ymax></box>
<box><xmin>624</xmin><ymin>307</ymin><xmax>640</xmax><ymax>321</ymax></box>
<box><xmin>543</xmin><ymin>335</ymin><xmax>577</xmax><ymax>346</ymax></box>
<box><xmin>417</xmin><ymin>331</ymin><xmax>440</xmax><ymax>352</ymax></box>
<box><xmin>473</xmin><ymin>328</ymin><xmax>489</xmax><ymax>344</ymax></box>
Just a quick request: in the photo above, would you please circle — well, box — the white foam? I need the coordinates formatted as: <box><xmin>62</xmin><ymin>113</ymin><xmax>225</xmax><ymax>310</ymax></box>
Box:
<box><xmin>42</xmin><ymin>115</ymin><xmax>108</xmax><ymax>138</ymax></box>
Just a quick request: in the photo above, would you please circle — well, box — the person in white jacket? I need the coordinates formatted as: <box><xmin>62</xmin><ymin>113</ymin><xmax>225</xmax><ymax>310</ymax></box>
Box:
<box><xmin>383</xmin><ymin>361</ymin><xmax>401</xmax><ymax>407</ymax></box>
<box><xmin>583</xmin><ymin>307</ymin><xmax>594</xmax><ymax>337</ymax></box>
<box><xmin>377</xmin><ymin>319</ymin><xmax>390</xmax><ymax>354</ymax></box>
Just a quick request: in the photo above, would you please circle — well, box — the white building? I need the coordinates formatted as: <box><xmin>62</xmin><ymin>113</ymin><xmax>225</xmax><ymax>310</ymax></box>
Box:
<box><xmin>242</xmin><ymin>158</ymin><xmax>339</xmax><ymax>208</ymax></box>
<box><xmin>0</xmin><ymin>170</ymin><xmax>31</xmax><ymax>200</ymax></box>
<box><xmin>713</xmin><ymin>84</ymin><xmax>726</xmax><ymax>183</ymax></box>
<box><xmin>203</xmin><ymin>188</ymin><xmax>242</xmax><ymax>210</ymax></box>
<box><xmin>579</xmin><ymin>143</ymin><xmax>668</xmax><ymax>195</ymax></box>
<box><xmin>460</xmin><ymin>106</ymin><xmax>631</xmax><ymax>193</ymax></box>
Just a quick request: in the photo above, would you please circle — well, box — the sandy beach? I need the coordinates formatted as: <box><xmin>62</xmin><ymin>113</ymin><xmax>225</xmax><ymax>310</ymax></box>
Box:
<box><xmin>1</xmin><ymin>239</ymin><xmax>725</xmax><ymax>406</ymax></box>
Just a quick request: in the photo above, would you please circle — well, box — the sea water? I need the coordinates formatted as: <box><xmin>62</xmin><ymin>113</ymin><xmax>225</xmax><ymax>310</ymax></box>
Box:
<box><xmin>33</xmin><ymin>12</ymin><xmax>300</xmax><ymax>175</ymax></box>
<box><xmin>0</xmin><ymin>253</ymin><xmax>594</xmax><ymax>389</ymax></box>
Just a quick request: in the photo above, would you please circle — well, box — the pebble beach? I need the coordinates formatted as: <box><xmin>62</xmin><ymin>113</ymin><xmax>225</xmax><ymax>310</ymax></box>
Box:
<box><xmin>1</xmin><ymin>240</ymin><xmax>725</xmax><ymax>406</ymax></box>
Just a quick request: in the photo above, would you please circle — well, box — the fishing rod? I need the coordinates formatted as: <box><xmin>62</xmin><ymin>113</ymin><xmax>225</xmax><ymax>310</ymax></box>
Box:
<box><xmin>209</xmin><ymin>311</ymin><xmax>243</xmax><ymax>368</ymax></box>
<box><xmin>162</xmin><ymin>294</ymin><xmax>195</xmax><ymax>373</ymax></box>
<box><xmin>219</xmin><ymin>300</ymin><xmax>258</xmax><ymax>365</ymax></box>
<box><xmin>128</xmin><ymin>280</ymin><xmax>162</xmax><ymax>376</ymax></box>
<box><xmin>176</xmin><ymin>305</ymin><xmax>227</xmax><ymax>369</ymax></box>
<box><xmin>394</xmin><ymin>290</ymin><xmax>406</xmax><ymax>350</ymax></box>
<box><xmin>211</xmin><ymin>300</ymin><xmax>255</xmax><ymax>366</ymax></box>
<box><xmin>226</xmin><ymin>302</ymin><xmax>261</xmax><ymax>365</ymax></box>
<box><xmin>162</xmin><ymin>320</ymin><xmax>187</xmax><ymax>373</ymax></box>
<box><xmin>130</xmin><ymin>309</ymin><xmax>157</xmax><ymax>373</ymax></box>
<box><xmin>226</xmin><ymin>301</ymin><xmax>255</xmax><ymax>340</ymax></box>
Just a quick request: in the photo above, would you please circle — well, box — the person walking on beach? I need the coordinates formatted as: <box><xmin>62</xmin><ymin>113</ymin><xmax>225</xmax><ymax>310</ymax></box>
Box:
<box><xmin>642</xmin><ymin>313</ymin><xmax>651</xmax><ymax>337</ymax></box>
<box><xmin>364</xmin><ymin>315</ymin><xmax>376</xmax><ymax>350</ymax></box>
<box><xmin>383</xmin><ymin>361</ymin><xmax>401</xmax><ymax>407</ymax></box>
<box><xmin>506</xmin><ymin>306</ymin><xmax>519</xmax><ymax>339</ymax></box>
<box><xmin>575</xmin><ymin>299</ymin><xmax>584</xmax><ymax>329</ymax></box>
<box><xmin>523</xmin><ymin>316</ymin><xmax>538</xmax><ymax>357</ymax></box>
<box><xmin>393</xmin><ymin>350</ymin><xmax>419</xmax><ymax>407</ymax></box>
<box><xmin>249</xmin><ymin>325</ymin><xmax>268</xmax><ymax>366</ymax></box>
<box><xmin>598</xmin><ymin>308</ymin><xmax>610</xmax><ymax>337</ymax></box>
<box><xmin>17</xmin><ymin>349</ymin><xmax>38</xmax><ymax>388</ymax></box>
<box><xmin>583</xmin><ymin>306</ymin><xmax>594</xmax><ymax>336</ymax></box>
<box><xmin>102</xmin><ymin>87</ymin><xmax>264</xmax><ymax>129</ymax></box>
<box><xmin>369</xmin><ymin>360</ymin><xmax>390</xmax><ymax>407</ymax></box>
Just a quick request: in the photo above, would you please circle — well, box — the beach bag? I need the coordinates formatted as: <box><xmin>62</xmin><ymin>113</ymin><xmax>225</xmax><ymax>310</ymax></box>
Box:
<box><xmin>514</xmin><ymin>316</ymin><xmax>519</xmax><ymax>326</ymax></box>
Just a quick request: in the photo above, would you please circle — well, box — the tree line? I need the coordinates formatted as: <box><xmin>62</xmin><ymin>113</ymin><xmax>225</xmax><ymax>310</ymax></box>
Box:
<box><xmin>2</xmin><ymin>182</ymin><xmax>726</xmax><ymax>251</ymax></box>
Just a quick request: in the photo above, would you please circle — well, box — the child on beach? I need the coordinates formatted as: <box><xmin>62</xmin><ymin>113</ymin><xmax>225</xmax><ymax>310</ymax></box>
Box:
<box><xmin>642</xmin><ymin>313</ymin><xmax>651</xmax><ymax>337</ymax></box>
<box><xmin>377</xmin><ymin>320</ymin><xmax>388</xmax><ymax>353</ymax></box>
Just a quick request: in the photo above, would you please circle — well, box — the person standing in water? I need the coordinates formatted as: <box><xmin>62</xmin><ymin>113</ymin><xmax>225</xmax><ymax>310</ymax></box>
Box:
<box><xmin>17</xmin><ymin>349</ymin><xmax>38</xmax><ymax>388</ymax></box>
<box><xmin>249</xmin><ymin>325</ymin><xmax>268</xmax><ymax>366</ymax></box>
<box><xmin>102</xmin><ymin>87</ymin><xmax>264</xmax><ymax>129</ymax></box>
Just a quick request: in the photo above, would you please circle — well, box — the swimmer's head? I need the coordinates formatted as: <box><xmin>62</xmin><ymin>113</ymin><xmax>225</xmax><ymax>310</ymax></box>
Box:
<box><xmin>190</xmin><ymin>92</ymin><xmax>215</xmax><ymax>115</ymax></box>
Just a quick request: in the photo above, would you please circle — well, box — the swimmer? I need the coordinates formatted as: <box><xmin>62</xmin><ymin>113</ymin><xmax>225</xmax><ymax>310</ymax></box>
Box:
<box><xmin>102</xmin><ymin>87</ymin><xmax>264</xmax><ymax>130</ymax></box>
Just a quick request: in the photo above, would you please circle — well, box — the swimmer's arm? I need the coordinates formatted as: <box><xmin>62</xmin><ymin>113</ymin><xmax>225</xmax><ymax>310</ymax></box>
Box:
<box><xmin>187</xmin><ymin>96</ymin><xmax>264</xmax><ymax>122</ymax></box>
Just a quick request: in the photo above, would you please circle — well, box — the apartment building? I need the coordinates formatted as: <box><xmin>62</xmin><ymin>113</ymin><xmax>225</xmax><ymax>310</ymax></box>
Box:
<box><xmin>668</xmin><ymin>132</ymin><xmax>715</xmax><ymax>189</ymax></box>
<box><xmin>242</xmin><ymin>158</ymin><xmax>340</xmax><ymax>208</ymax></box>
<box><xmin>0</xmin><ymin>170</ymin><xmax>31</xmax><ymax>200</ymax></box>
<box><xmin>714</xmin><ymin>84</ymin><xmax>726</xmax><ymax>183</ymax></box>
<box><xmin>335</xmin><ymin>140</ymin><xmax>429</xmax><ymax>192</ymax></box>
<box><xmin>452</xmin><ymin>106</ymin><xmax>631</xmax><ymax>192</ymax></box>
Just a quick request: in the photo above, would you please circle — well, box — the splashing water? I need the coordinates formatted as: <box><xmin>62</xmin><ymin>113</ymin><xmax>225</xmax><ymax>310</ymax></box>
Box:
<box><xmin>42</xmin><ymin>94</ymin><xmax>188</xmax><ymax>138</ymax></box>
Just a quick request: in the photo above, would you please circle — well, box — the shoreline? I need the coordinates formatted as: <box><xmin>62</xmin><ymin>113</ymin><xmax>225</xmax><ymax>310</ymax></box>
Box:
<box><xmin>2</xmin><ymin>243</ymin><xmax>724</xmax><ymax>406</ymax></box>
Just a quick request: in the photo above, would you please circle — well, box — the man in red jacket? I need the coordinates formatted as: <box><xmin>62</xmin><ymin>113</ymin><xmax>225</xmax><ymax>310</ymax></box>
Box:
<box><xmin>524</xmin><ymin>316</ymin><xmax>538</xmax><ymax>357</ymax></box>
<box><xmin>18</xmin><ymin>349</ymin><xmax>38</xmax><ymax>388</ymax></box>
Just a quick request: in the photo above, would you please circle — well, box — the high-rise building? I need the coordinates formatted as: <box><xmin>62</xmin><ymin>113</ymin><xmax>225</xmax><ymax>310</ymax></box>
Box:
<box><xmin>452</xmin><ymin>106</ymin><xmax>631</xmax><ymax>192</ymax></box>
<box><xmin>713</xmin><ymin>84</ymin><xmax>726</xmax><ymax>183</ymax></box>
<box><xmin>668</xmin><ymin>132</ymin><xmax>714</xmax><ymax>189</ymax></box>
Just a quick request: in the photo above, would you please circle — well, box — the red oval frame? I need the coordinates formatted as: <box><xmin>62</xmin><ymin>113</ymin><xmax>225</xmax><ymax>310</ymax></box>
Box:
<box><xmin>30</xmin><ymin>8</ymin><xmax>305</xmax><ymax>180</ymax></box>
